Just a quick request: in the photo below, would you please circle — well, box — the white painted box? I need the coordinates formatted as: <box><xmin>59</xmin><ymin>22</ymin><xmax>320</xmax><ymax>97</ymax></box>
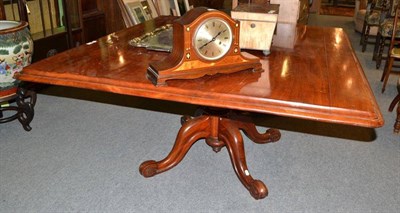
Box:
<box><xmin>231</xmin><ymin>3</ymin><xmax>279</xmax><ymax>55</ymax></box>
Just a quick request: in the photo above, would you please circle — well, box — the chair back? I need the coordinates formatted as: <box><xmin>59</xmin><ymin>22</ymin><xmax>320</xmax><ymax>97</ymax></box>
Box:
<box><xmin>389</xmin><ymin>0</ymin><xmax>400</xmax><ymax>16</ymax></box>
<box><xmin>388</xmin><ymin>3</ymin><xmax>400</xmax><ymax>52</ymax></box>
<box><xmin>370</xmin><ymin>0</ymin><xmax>390</xmax><ymax>10</ymax></box>
<box><xmin>381</xmin><ymin>0</ymin><xmax>399</xmax><ymax>18</ymax></box>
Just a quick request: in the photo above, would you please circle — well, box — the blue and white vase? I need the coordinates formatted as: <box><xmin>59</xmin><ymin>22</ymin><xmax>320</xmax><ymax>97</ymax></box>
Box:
<box><xmin>0</xmin><ymin>20</ymin><xmax>33</xmax><ymax>97</ymax></box>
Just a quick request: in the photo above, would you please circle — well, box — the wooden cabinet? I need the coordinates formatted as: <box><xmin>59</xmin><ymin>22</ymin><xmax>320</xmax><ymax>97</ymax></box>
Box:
<box><xmin>65</xmin><ymin>0</ymin><xmax>107</xmax><ymax>46</ymax></box>
<box><xmin>103</xmin><ymin>0</ymin><xmax>125</xmax><ymax>34</ymax></box>
<box><xmin>80</xmin><ymin>0</ymin><xmax>106</xmax><ymax>43</ymax></box>
<box><xmin>0</xmin><ymin>1</ymin><xmax>5</xmax><ymax>19</ymax></box>
<box><xmin>68</xmin><ymin>0</ymin><xmax>124</xmax><ymax>45</ymax></box>
<box><xmin>0</xmin><ymin>0</ymin><xmax>119</xmax><ymax>60</ymax></box>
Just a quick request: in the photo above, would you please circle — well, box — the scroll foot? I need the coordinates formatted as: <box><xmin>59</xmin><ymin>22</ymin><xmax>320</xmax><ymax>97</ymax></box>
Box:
<box><xmin>249</xmin><ymin>179</ymin><xmax>268</xmax><ymax>200</ymax></box>
<box><xmin>139</xmin><ymin>160</ymin><xmax>158</xmax><ymax>177</ymax></box>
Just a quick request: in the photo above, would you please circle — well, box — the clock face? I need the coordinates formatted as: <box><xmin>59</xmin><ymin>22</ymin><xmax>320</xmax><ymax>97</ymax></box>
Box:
<box><xmin>193</xmin><ymin>18</ymin><xmax>233</xmax><ymax>61</ymax></box>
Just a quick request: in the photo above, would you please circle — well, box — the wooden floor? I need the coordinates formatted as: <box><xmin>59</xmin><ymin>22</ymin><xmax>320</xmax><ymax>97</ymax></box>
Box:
<box><xmin>319</xmin><ymin>6</ymin><xmax>355</xmax><ymax>17</ymax></box>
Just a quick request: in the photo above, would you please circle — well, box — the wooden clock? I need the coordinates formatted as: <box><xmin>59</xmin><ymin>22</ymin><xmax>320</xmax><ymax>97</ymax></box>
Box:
<box><xmin>147</xmin><ymin>7</ymin><xmax>263</xmax><ymax>86</ymax></box>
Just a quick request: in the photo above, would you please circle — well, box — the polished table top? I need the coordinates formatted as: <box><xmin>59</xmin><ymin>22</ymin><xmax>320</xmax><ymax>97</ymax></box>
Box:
<box><xmin>17</xmin><ymin>17</ymin><xmax>384</xmax><ymax>128</ymax></box>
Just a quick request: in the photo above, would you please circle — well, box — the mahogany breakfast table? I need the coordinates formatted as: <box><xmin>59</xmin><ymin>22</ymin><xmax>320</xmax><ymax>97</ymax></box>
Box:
<box><xmin>16</xmin><ymin>17</ymin><xmax>384</xmax><ymax>200</ymax></box>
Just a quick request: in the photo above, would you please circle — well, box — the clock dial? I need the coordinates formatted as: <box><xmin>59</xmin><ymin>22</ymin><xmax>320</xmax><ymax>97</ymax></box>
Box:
<box><xmin>193</xmin><ymin>18</ymin><xmax>233</xmax><ymax>61</ymax></box>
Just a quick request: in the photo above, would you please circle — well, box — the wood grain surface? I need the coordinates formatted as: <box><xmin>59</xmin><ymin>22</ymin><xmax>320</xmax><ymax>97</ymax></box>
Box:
<box><xmin>16</xmin><ymin>17</ymin><xmax>384</xmax><ymax>128</ymax></box>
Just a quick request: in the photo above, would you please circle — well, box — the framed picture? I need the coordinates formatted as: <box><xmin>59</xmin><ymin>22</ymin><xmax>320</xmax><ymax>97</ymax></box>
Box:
<box><xmin>184</xmin><ymin>0</ymin><xmax>195</xmax><ymax>12</ymax></box>
<box><xmin>118</xmin><ymin>0</ymin><xmax>159</xmax><ymax>26</ymax></box>
<box><xmin>176</xmin><ymin>0</ymin><xmax>191</xmax><ymax>15</ymax></box>
<box><xmin>141</xmin><ymin>0</ymin><xmax>159</xmax><ymax>19</ymax></box>
<box><xmin>155</xmin><ymin>0</ymin><xmax>186</xmax><ymax>16</ymax></box>
<box><xmin>169</xmin><ymin>0</ymin><xmax>181</xmax><ymax>16</ymax></box>
<box><xmin>154</xmin><ymin>0</ymin><xmax>171</xmax><ymax>16</ymax></box>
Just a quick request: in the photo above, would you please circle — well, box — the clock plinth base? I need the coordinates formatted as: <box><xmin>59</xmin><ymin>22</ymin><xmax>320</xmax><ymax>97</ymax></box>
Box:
<box><xmin>139</xmin><ymin>108</ymin><xmax>281</xmax><ymax>200</ymax></box>
<box><xmin>147</xmin><ymin>52</ymin><xmax>263</xmax><ymax>86</ymax></box>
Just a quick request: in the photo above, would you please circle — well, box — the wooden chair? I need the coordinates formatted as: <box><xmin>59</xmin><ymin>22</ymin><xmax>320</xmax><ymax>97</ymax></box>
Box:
<box><xmin>373</xmin><ymin>0</ymin><xmax>400</xmax><ymax>69</ymax></box>
<box><xmin>388</xmin><ymin>77</ymin><xmax>400</xmax><ymax>133</ymax></box>
<box><xmin>360</xmin><ymin>0</ymin><xmax>389</xmax><ymax>52</ymax></box>
<box><xmin>381</xmin><ymin>3</ymin><xmax>400</xmax><ymax>92</ymax></box>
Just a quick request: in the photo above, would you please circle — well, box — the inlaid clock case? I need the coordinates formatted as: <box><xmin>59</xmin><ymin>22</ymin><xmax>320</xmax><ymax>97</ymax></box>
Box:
<box><xmin>147</xmin><ymin>7</ymin><xmax>262</xmax><ymax>86</ymax></box>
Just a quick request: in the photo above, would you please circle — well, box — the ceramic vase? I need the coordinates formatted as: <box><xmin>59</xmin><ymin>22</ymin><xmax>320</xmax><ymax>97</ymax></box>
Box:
<box><xmin>0</xmin><ymin>20</ymin><xmax>33</xmax><ymax>98</ymax></box>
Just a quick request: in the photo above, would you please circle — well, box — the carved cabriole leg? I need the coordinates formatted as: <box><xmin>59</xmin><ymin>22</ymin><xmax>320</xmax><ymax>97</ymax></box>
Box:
<box><xmin>219</xmin><ymin>118</ymin><xmax>268</xmax><ymax>200</ymax></box>
<box><xmin>139</xmin><ymin>115</ymin><xmax>212</xmax><ymax>177</ymax></box>
<box><xmin>139</xmin><ymin>109</ymin><xmax>282</xmax><ymax>199</ymax></box>
<box><xmin>235</xmin><ymin>120</ymin><xmax>281</xmax><ymax>143</ymax></box>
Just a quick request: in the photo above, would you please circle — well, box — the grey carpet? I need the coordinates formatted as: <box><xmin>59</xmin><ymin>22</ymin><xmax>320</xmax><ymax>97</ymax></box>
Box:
<box><xmin>1</xmin><ymin>14</ymin><xmax>399</xmax><ymax>212</ymax></box>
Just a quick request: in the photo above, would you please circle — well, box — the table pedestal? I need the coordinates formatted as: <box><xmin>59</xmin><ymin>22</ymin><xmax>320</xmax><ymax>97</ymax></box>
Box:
<box><xmin>0</xmin><ymin>88</ymin><xmax>36</xmax><ymax>131</ymax></box>
<box><xmin>139</xmin><ymin>109</ymin><xmax>281</xmax><ymax>199</ymax></box>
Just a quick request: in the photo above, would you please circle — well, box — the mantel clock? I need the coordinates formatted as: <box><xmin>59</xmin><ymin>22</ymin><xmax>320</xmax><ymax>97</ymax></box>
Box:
<box><xmin>147</xmin><ymin>7</ymin><xmax>262</xmax><ymax>86</ymax></box>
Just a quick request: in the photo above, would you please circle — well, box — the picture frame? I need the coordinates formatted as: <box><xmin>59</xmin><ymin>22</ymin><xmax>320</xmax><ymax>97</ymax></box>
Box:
<box><xmin>145</xmin><ymin>0</ymin><xmax>159</xmax><ymax>18</ymax></box>
<box><xmin>154</xmin><ymin>0</ymin><xmax>171</xmax><ymax>16</ymax></box>
<box><xmin>169</xmin><ymin>0</ymin><xmax>181</xmax><ymax>16</ymax></box>
<box><xmin>176</xmin><ymin>0</ymin><xmax>193</xmax><ymax>15</ymax></box>
<box><xmin>117</xmin><ymin>0</ymin><xmax>159</xmax><ymax>27</ymax></box>
<box><xmin>154</xmin><ymin>0</ymin><xmax>194</xmax><ymax>16</ymax></box>
<box><xmin>184</xmin><ymin>0</ymin><xmax>195</xmax><ymax>12</ymax></box>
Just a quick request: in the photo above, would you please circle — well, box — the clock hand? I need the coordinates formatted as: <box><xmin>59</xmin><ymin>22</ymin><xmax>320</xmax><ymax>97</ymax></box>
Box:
<box><xmin>199</xmin><ymin>40</ymin><xmax>213</xmax><ymax>50</ymax></box>
<box><xmin>213</xmin><ymin>29</ymin><xmax>226</xmax><ymax>40</ymax></box>
<box><xmin>199</xmin><ymin>29</ymin><xmax>227</xmax><ymax>50</ymax></box>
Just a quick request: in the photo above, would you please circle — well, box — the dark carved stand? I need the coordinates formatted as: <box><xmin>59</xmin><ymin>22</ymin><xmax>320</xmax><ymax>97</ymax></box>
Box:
<box><xmin>0</xmin><ymin>87</ymin><xmax>36</xmax><ymax>131</ymax></box>
<box><xmin>389</xmin><ymin>94</ymin><xmax>400</xmax><ymax>133</ymax></box>
<box><xmin>139</xmin><ymin>108</ymin><xmax>281</xmax><ymax>200</ymax></box>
